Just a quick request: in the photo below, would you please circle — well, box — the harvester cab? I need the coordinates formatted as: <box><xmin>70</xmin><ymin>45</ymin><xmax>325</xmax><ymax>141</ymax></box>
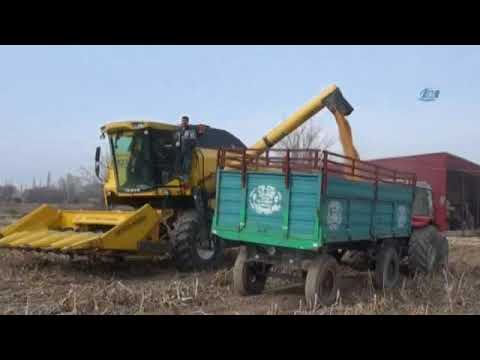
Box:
<box><xmin>100</xmin><ymin>122</ymin><xmax>181</xmax><ymax>199</ymax></box>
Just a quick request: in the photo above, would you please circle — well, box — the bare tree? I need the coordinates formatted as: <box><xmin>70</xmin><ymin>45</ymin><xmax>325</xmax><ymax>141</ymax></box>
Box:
<box><xmin>23</xmin><ymin>186</ymin><xmax>64</xmax><ymax>204</ymax></box>
<box><xmin>56</xmin><ymin>173</ymin><xmax>82</xmax><ymax>203</ymax></box>
<box><xmin>275</xmin><ymin>116</ymin><xmax>336</xmax><ymax>157</ymax></box>
<box><xmin>0</xmin><ymin>184</ymin><xmax>18</xmax><ymax>202</ymax></box>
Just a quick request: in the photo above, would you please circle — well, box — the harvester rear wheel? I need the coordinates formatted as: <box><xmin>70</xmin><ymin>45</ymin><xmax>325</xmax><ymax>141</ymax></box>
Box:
<box><xmin>171</xmin><ymin>210</ymin><xmax>223</xmax><ymax>272</ymax></box>
<box><xmin>408</xmin><ymin>225</ymin><xmax>438</xmax><ymax>275</ymax></box>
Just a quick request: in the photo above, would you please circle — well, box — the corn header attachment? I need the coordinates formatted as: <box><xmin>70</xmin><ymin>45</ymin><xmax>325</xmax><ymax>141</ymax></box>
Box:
<box><xmin>0</xmin><ymin>204</ymin><xmax>162</xmax><ymax>254</ymax></box>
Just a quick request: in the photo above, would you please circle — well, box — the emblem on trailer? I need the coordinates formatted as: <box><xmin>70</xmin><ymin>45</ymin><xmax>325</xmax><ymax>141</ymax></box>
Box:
<box><xmin>397</xmin><ymin>205</ymin><xmax>408</xmax><ymax>229</ymax></box>
<box><xmin>327</xmin><ymin>200</ymin><xmax>343</xmax><ymax>231</ymax></box>
<box><xmin>249</xmin><ymin>185</ymin><xmax>282</xmax><ymax>215</ymax></box>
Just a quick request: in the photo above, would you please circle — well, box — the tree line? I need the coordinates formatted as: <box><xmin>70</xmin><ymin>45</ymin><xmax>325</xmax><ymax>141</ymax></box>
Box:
<box><xmin>0</xmin><ymin>169</ymin><xmax>102</xmax><ymax>205</ymax></box>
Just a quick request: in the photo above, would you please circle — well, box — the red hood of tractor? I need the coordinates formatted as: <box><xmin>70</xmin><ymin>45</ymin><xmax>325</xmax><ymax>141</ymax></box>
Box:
<box><xmin>412</xmin><ymin>215</ymin><xmax>433</xmax><ymax>229</ymax></box>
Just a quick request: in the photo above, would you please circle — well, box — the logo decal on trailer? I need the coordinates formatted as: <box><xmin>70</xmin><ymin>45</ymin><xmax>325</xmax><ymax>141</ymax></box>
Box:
<box><xmin>327</xmin><ymin>200</ymin><xmax>343</xmax><ymax>231</ymax></box>
<box><xmin>397</xmin><ymin>205</ymin><xmax>408</xmax><ymax>228</ymax></box>
<box><xmin>249</xmin><ymin>185</ymin><xmax>282</xmax><ymax>215</ymax></box>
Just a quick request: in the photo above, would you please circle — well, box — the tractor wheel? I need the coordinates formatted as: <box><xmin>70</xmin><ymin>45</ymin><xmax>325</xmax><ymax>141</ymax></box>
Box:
<box><xmin>171</xmin><ymin>210</ymin><xmax>224</xmax><ymax>272</ymax></box>
<box><xmin>305</xmin><ymin>254</ymin><xmax>338</xmax><ymax>307</ymax></box>
<box><xmin>233</xmin><ymin>247</ymin><xmax>268</xmax><ymax>296</ymax></box>
<box><xmin>408</xmin><ymin>225</ymin><xmax>438</xmax><ymax>275</ymax></box>
<box><xmin>374</xmin><ymin>245</ymin><xmax>400</xmax><ymax>289</ymax></box>
<box><xmin>433</xmin><ymin>233</ymin><xmax>449</xmax><ymax>271</ymax></box>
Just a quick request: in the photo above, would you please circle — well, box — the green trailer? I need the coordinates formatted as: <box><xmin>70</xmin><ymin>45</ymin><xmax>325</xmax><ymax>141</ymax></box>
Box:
<box><xmin>212</xmin><ymin>149</ymin><xmax>448</xmax><ymax>306</ymax></box>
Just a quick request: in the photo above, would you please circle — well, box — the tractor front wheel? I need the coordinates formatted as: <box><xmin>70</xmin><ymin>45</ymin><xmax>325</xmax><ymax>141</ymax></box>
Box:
<box><xmin>433</xmin><ymin>233</ymin><xmax>449</xmax><ymax>271</ymax></box>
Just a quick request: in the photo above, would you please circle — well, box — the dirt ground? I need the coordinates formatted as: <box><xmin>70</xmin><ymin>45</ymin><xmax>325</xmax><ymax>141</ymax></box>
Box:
<box><xmin>1</xmin><ymin>202</ymin><xmax>480</xmax><ymax>315</ymax></box>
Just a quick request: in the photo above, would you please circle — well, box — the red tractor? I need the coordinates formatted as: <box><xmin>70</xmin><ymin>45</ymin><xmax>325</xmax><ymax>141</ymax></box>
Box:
<box><xmin>408</xmin><ymin>181</ymin><xmax>449</xmax><ymax>273</ymax></box>
<box><xmin>342</xmin><ymin>181</ymin><xmax>449</xmax><ymax>274</ymax></box>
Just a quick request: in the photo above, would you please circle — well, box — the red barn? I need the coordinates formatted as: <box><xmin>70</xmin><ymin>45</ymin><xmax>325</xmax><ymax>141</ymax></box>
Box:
<box><xmin>369</xmin><ymin>152</ymin><xmax>480</xmax><ymax>232</ymax></box>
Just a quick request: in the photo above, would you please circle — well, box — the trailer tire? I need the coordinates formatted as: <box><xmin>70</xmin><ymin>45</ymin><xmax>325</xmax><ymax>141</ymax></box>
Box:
<box><xmin>374</xmin><ymin>245</ymin><xmax>400</xmax><ymax>289</ymax></box>
<box><xmin>233</xmin><ymin>247</ymin><xmax>268</xmax><ymax>296</ymax></box>
<box><xmin>171</xmin><ymin>210</ymin><xmax>223</xmax><ymax>272</ymax></box>
<box><xmin>408</xmin><ymin>226</ymin><xmax>438</xmax><ymax>275</ymax></box>
<box><xmin>305</xmin><ymin>254</ymin><xmax>338</xmax><ymax>307</ymax></box>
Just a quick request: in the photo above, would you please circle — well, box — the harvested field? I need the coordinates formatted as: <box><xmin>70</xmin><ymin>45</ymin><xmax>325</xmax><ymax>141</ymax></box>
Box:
<box><xmin>1</xmin><ymin>203</ymin><xmax>480</xmax><ymax>315</ymax></box>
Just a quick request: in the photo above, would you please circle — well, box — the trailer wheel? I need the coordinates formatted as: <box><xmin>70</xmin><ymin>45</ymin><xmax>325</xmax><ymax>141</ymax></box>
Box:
<box><xmin>374</xmin><ymin>245</ymin><xmax>400</xmax><ymax>289</ymax></box>
<box><xmin>305</xmin><ymin>254</ymin><xmax>338</xmax><ymax>307</ymax></box>
<box><xmin>233</xmin><ymin>247</ymin><xmax>268</xmax><ymax>296</ymax></box>
<box><xmin>171</xmin><ymin>210</ymin><xmax>224</xmax><ymax>272</ymax></box>
<box><xmin>408</xmin><ymin>225</ymin><xmax>438</xmax><ymax>274</ymax></box>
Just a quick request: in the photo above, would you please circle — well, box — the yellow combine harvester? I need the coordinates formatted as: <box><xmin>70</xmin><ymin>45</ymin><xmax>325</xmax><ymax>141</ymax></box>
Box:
<box><xmin>0</xmin><ymin>84</ymin><xmax>356</xmax><ymax>271</ymax></box>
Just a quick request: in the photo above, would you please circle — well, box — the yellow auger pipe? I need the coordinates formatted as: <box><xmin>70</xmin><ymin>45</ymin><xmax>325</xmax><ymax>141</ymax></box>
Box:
<box><xmin>249</xmin><ymin>84</ymin><xmax>353</xmax><ymax>153</ymax></box>
<box><xmin>224</xmin><ymin>84</ymin><xmax>357</xmax><ymax>170</ymax></box>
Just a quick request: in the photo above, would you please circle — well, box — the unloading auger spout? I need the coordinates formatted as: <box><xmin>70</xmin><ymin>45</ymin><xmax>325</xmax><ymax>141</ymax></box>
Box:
<box><xmin>249</xmin><ymin>84</ymin><xmax>356</xmax><ymax>158</ymax></box>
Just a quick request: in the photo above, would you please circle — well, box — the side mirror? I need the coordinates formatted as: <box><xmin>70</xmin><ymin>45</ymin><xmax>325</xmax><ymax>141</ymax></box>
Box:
<box><xmin>95</xmin><ymin>146</ymin><xmax>101</xmax><ymax>180</ymax></box>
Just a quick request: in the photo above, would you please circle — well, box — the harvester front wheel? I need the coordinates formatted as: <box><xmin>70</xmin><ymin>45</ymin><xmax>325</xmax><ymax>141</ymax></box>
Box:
<box><xmin>171</xmin><ymin>210</ymin><xmax>223</xmax><ymax>272</ymax></box>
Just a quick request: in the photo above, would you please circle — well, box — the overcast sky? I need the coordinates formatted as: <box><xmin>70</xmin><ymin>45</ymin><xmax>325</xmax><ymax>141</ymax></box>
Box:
<box><xmin>0</xmin><ymin>45</ymin><xmax>478</xmax><ymax>186</ymax></box>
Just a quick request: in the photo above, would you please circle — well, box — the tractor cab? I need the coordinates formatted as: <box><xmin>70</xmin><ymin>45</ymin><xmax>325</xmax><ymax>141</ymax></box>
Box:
<box><xmin>412</xmin><ymin>181</ymin><xmax>435</xmax><ymax>228</ymax></box>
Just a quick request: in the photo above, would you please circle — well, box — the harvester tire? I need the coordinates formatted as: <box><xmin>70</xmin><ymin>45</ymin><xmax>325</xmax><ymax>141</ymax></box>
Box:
<box><xmin>305</xmin><ymin>254</ymin><xmax>338</xmax><ymax>307</ymax></box>
<box><xmin>374</xmin><ymin>245</ymin><xmax>400</xmax><ymax>289</ymax></box>
<box><xmin>233</xmin><ymin>247</ymin><xmax>268</xmax><ymax>296</ymax></box>
<box><xmin>408</xmin><ymin>225</ymin><xmax>438</xmax><ymax>275</ymax></box>
<box><xmin>171</xmin><ymin>210</ymin><xmax>223</xmax><ymax>272</ymax></box>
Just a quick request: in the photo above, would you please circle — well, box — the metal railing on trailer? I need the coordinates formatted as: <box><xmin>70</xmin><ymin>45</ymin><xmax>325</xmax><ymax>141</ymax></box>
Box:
<box><xmin>217</xmin><ymin>148</ymin><xmax>417</xmax><ymax>191</ymax></box>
